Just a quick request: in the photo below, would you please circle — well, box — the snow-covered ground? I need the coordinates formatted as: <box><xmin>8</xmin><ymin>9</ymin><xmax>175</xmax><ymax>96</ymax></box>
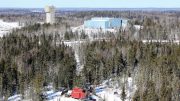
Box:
<box><xmin>45</xmin><ymin>96</ymin><xmax>80</xmax><ymax>101</ymax></box>
<box><xmin>63</xmin><ymin>40</ymin><xmax>85</xmax><ymax>74</ymax></box>
<box><xmin>71</xmin><ymin>25</ymin><xmax>127</xmax><ymax>34</ymax></box>
<box><xmin>134</xmin><ymin>25</ymin><xmax>143</xmax><ymax>30</ymax></box>
<box><xmin>96</xmin><ymin>77</ymin><xmax>137</xmax><ymax>101</ymax></box>
<box><xmin>49</xmin><ymin>24</ymin><xmax>139</xmax><ymax>101</ymax></box>
<box><xmin>0</xmin><ymin>19</ymin><xmax>21</xmax><ymax>37</ymax></box>
<box><xmin>39</xmin><ymin>77</ymin><xmax>137</xmax><ymax>101</ymax></box>
<box><xmin>10</xmin><ymin>77</ymin><xmax>136</xmax><ymax>101</ymax></box>
<box><xmin>71</xmin><ymin>25</ymin><xmax>119</xmax><ymax>41</ymax></box>
<box><xmin>59</xmin><ymin>96</ymin><xmax>80</xmax><ymax>101</ymax></box>
<box><xmin>142</xmin><ymin>40</ymin><xmax>180</xmax><ymax>44</ymax></box>
<box><xmin>7</xmin><ymin>94</ymin><xmax>22</xmax><ymax>101</ymax></box>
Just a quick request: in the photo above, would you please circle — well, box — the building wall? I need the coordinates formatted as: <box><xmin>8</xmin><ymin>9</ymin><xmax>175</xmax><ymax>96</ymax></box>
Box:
<box><xmin>110</xmin><ymin>18</ymin><xmax>122</xmax><ymax>28</ymax></box>
<box><xmin>45</xmin><ymin>6</ymin><xmax>55</xmax><ymax>24</ymax></box>
<box><xmin>84</xmin><ymin>20</ymin><xmax>109</xmax><ymax>29</ymax></box>
<box><xmin>84</xmin><ymin>18</ymin><xmax>127</xmax><ymax>29</ymax></box>
<box><xmin>122</xmin><ymin>19</ymin><xmax>128</xmax><ymax>27</ymax></box>
<box><xmin>46</xmin><ymin>12</ymin><xmax>55</xmax><ymax>24</ymax></box>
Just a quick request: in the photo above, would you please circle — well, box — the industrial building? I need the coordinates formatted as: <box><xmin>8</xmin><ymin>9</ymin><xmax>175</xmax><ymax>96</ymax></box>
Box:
<box><xmin>44</xmin><ymin>6</ymin><xmax>55</xmax><ymax>24</ymax></box>
<box><xmin>0</xmin><ymin>19</ymin><xmax>21</xmax><ymax>37</ymax></box>
<box><xmin>84</xmin><ymin>17</ymin><xmax>128</xmax><ymax>29</ymax></box>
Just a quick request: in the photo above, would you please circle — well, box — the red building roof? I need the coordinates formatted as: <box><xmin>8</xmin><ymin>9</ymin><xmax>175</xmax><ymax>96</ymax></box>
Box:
<box><xmin>71</xmin><ymin>87</ymin><xmax>86</xmax><ymax>99</ymax></box>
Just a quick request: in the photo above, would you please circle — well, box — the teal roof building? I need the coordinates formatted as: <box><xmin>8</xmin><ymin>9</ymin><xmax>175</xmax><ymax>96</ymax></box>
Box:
<box><xmin>84</xmin><ymin>17</ymin><xmax>127</xmax><ymax>29</ymax></box>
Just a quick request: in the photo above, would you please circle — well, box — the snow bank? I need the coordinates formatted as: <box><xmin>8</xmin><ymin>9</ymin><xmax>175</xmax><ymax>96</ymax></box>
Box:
<box><xmin>47</xmin><ymin>96</ymin><xmax>79</xmax><ymax>101</ymax></box>
<box><xmin>60</xmin><ymin>96</ymin><xmax>79</xmax><ymax>101</ymax></box>
<box><xmin>7</xmin><ymin>94</ymin><xmax>22</xmax><ymax>101</ymax></box>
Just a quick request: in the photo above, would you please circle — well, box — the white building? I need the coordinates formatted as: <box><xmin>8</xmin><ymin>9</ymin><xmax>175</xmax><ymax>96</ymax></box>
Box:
<box><xmin>44</xmin><ymin>6</ymin><xmax>56</xmax><ymax>24</ymax></box>
<box><xmin>0</xmin><ymin>19</ymin><xmax>21</xmax><ymax>37</ymax></box>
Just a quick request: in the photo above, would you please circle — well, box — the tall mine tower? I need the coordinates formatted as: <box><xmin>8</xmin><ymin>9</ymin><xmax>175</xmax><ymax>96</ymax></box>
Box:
<box><xmin>44</xmin><ymin>6</ymin><xmax>55</xmax><ymax>24</ymax></box>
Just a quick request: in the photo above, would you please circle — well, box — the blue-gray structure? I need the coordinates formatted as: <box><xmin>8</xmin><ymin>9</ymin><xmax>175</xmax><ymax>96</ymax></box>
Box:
<box><xmin>84</xmin><ymin>17</ymin><xmax>128</xmax><ymax>29</ymax></box>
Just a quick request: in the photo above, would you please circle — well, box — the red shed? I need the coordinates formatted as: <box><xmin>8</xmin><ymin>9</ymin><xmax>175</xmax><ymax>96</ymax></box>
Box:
<box><xmin>71</xmin><ymin>87</ymin><xmax>86</xmax><ymax>99</ymax></box>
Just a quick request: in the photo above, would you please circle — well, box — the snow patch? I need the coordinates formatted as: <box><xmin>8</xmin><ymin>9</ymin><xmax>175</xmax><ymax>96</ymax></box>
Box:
<box><xmin>96</xmin><ymin>77</ymin><xmax>137</xmax><ymax>101</ymax></box>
